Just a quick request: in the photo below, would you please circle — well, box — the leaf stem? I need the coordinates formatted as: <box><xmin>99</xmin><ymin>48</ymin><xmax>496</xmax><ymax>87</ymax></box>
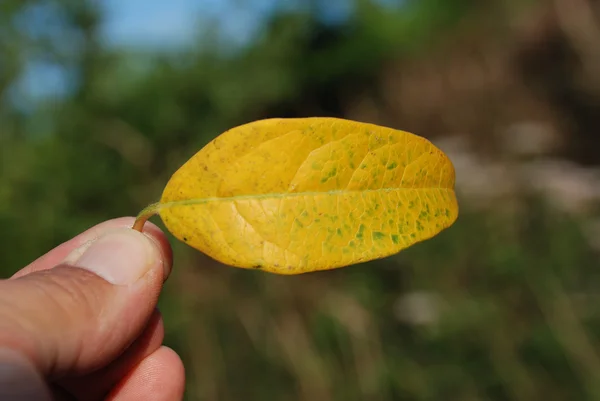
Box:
<box><xmin>132</xmin><ymin>202</ymin><xmax>162</xmax><ymax>232</ymax></box>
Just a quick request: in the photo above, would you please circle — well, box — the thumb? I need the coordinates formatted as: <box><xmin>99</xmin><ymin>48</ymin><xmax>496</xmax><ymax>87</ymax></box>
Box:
<box><xmin>0</xmin><ymin>226</ymin><xmax>171</xmax><ymax>379</ymax></box>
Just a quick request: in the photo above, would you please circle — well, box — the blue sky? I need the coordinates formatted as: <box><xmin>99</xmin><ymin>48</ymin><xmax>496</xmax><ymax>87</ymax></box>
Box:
<box><xmin>15</xmin><ymin>0</ymin><xmax>285</xmax><ymax>104</ymax></box>
<box><xmin>13</xmin><ymin>0</ymin><xmax>400</xmax><ymax>103</ymax></box>
<box><xmin>99</xmin><ymin>0</ymin><xmax>283</xmax><ymax>49</ymax></box>
<box><xmin>98</xmin><ymin>0</ymin><xmax>395</xmax><ymax>49</ymax></box>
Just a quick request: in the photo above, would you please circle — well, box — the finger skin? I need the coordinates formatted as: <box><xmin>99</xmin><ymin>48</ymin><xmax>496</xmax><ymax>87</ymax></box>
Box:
<box><xmin>13</xmin><ymin>217</ymin><xmax>172</xmax><ymax>280</ymax></box>
<box><xmin>57</xmin><ymin>309</ymin><xmax>165</xmax><ymax>400</ymax></box>
<box><xmin>0</xmin><ymin>348</ymin><xmax>52</xmax><ymax>401</ymax></box>
<box><xmin>0</xmin><ymin>267</ymin><xmax>160</xmax><ymax>379</ymax></box>
<box><xmin>107</xmin><ymin>346</ymin><xmax>185</xmax><ymax>401</ymax></box>
<box><xmin>0</xmin><ymin>222</ymin><xmax>172</xmax><ymax>378</ymax></box>
<box><xmin>0</xmin><ymin>218</ymin><xmax>184</xmax><ymax>399</ymax></box>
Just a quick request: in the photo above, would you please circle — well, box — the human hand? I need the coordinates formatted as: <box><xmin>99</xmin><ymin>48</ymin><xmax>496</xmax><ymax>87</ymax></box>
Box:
<box><xmin>0</xmin><ymin>217</ymin><xmax>185</xmax><ymax>401</ymax></box>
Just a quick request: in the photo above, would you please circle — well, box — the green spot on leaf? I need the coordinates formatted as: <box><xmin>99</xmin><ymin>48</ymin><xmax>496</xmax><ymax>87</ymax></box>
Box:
<box><xmin>357</xmin><ymin>224</ymin><xmax>365</xmax><ymax>240</ymax></box>
<box><xmin>372</xmin><ymin>231</ymin><xmax>386</xmax><ymax>241</ymax></box>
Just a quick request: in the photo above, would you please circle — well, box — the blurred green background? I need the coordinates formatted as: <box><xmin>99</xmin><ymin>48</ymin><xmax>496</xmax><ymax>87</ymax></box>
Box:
<box><xmin>2</xmin><ymin>0</ymin><xmax>600</xmax><ymax>399</ymax></box>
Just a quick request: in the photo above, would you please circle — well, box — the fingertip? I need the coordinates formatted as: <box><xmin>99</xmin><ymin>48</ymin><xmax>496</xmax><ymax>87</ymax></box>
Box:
<box><xmin>99</xmin><ymin>218</ymin><xmax>173</xmax><ymax>282</ymax></box>
<box><xmin>15</xmin><ymin>217</ymin><xmax>173</xmax><ymax>282</ymax></box>
<box><xmin>138</xmin><ymin>224</ymin><xmax>173</xmax><ymax>282</ymax></box>
<box><xmin>107</xmin><ymin>346</ymin><xmax>185</xmax><ymax>401</ymax></box>
<box><xmin>154</xmin><ymin>346</ymin><xmax>185</xmax><ymax>387</ymax></box>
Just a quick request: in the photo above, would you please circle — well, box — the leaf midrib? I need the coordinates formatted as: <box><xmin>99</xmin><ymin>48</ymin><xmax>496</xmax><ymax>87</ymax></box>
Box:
<box><xmin>158</xmin><ymin>186</ymin><xmax>453</xmax><ymax>210</ymax></box>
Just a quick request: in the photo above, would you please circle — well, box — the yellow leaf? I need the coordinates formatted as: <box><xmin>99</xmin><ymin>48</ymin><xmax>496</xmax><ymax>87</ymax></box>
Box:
<box><xmin>133</xmin><ymin>117</ymin><xmax>458</xmax><ymax>275</ymax></box>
